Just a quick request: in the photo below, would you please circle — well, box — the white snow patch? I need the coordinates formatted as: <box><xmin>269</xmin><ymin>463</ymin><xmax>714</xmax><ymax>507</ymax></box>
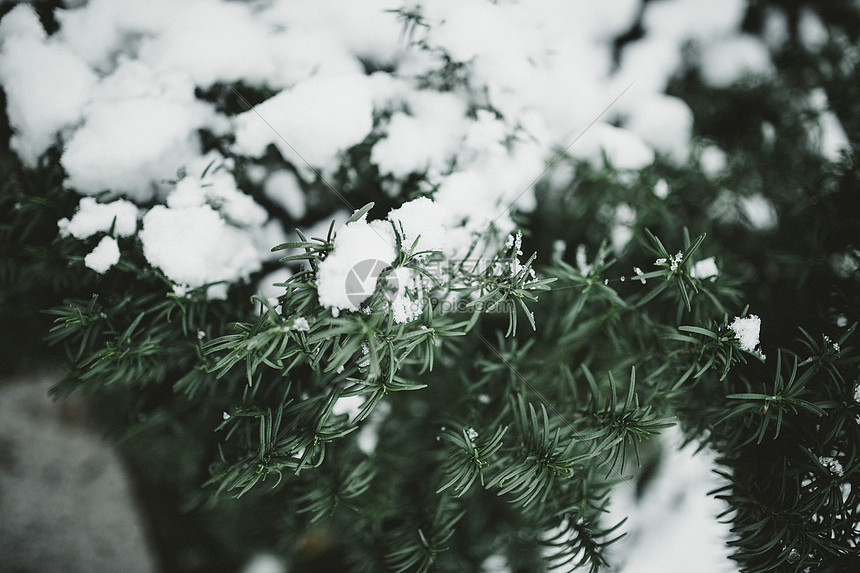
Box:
<box><xmin>740</xmin><ymin>193</ymin><xmax>778</xmax><ymax>231</ymax></box>
<box><xmin>387</xmin><ymin>197</ymin><xmax>446</xmax><ymax>254</ymax></box>
<box><xmin>388</xmin><ymin>266</ymin><xmax>425</xmax><ymax>325</ymax></box>
<box><xmin>0</xmin><ymin>0</ymin><xmax>805</xmax><ymax>316</ymax></box>
<box><xmin>62</xmin><ymin>73</ymin><xmax>217</xmax><ymax>200</ymax></box>
<box><xmin>461</xmin><ymin>110</ymin><xmax>509</xmax><ymax>163</ymax></box>
<box><xmin>418</xmin><ymin>0</ymin><xmax>514</xmax><ymax>64</ymax></box>
<box><xmin>139</xmin><ymin>204</ymin><xmax>262</xmax><ymax>298</ymax></box>
<box><xmin>606</xmin><ymin>426</ymin><xmax>736</xmax><ymax>573</ymax></box>
<box><xmin>699</xmin><ymin>35</ymin><xmax>774</xmax><ymax>88</ymax></box>
<box><xmin>372</xmin><ymin>113</ymin><xmax>451</xmax><ymax>179</ymax></box>
<box><xmin>0</xmin><ymin>3</ymin><xmax>47</xmax><ymax>43</ymax></box>
<box><xmin>572</xmin><ymin>122</ymin><xmax>655</xmax><ymax>171</ymax></box>
<box><xmin>257</xmin><ymin>268</ymin><xmax>293</xmax><ymax>307</ymax></box>
<box><xmin>244</xmin><ymin>164</ymin><xmax>268</xmax><ymax>185</ymax></box>
<box><xmin>621</xmin><ymin>94</ymin><xmax>694</xmax><ymax>164</ymax></box>
<box><xmin>699</xmin><ymin>145</ymin><xmax>728</xmax><ymax>179</ymax></box>
<box><xmin>761</xmin><ymin>121</ymin><xmax>776</xmax><ymax>147</ymax></box>
<box><xmin>653</xmin><ymin>179</ymin><xmax>670</xmax><ymax>199</ymax></box>
<box><xmin>729</xmin><ymin>315</ymin><xmax>762</xmax><ymax>354</ymax></box>
<box><xmin>233</xmin><ymin>74</ymin><xmax>374</xmax><ymax>177</ymax></box>
<box><xmin>372</xmin><ymin>92</ymin><xmax>467</xmax><ymax>179</ymax></box>
<box><xmin>814</xmin><ymin>110</ymin><xmax>849</xmax><ymax>163</ymax></box>
<box><xmin>807</xmin><ymin>89</ymin><xmax>849</xmax><ymax>163</ymax></box>
<box><xmin>258</xmin><ymin>0</ymin><xmax>403</xmax><ymax>83</ymax></box>
<box><xmin>798</xmin><ymin>9</ymin><xmax>829</xmax><ymax>52</ymax></box>
<box><xmin>481</xmin><ymin>554</ymin><xmax>511</xmax><ymax>573</ymax></box>
<box><xmin>291</xmin><ymin>317</ymin><xmax>310</xmax><ymax>332</ymax></box>
<box><xmin>167</xmin><ymin>163</ymin><xmax>268</xmax><ymax>228</ymax></box>
<box><xmin>829</xmin><ymin>251</ymin><xmax>860</xmax><ymax>278</ymax></box>
<box><xmin>316</xmin><ymin>217</ymin><xmax>397</xmax><ymax>312</ymax></box>
<box><xmin>332</xmin><ymin>395</ymin><xmax>366</xmax><ymax>420</ymax></box>
<box><xmin>690</xmin><ymin>257</ymin><xmax>719</xmax><ymax>281</ymax></box>
<box><xmin>0</xmin><ymin>4</ymin><xmax>98</xmax><ymax>166</ymax></box>
<box><xmin>58</xmin><ymin>197</ymin><xmax>138</xmax><ymax>239</ymax></box>
<box><xmin>84</xmin><ymin>236</ymin><xmax>120</xmax><ymax>274</ymax></box>
<box><xmin>613</xmin><ymin>36</ymin><xmax>685</xmax><ymax>93</ymax></box>
<box><xmin>264</xmin><ymin>170</ymin><xmax>307</xmax><ymax>221</ymax></box>
<box><xmin>54</xmin><ymin>0</ymin><xmax>177</xmax><ymax>70</ymax></box>
<box><xmin>762</xmin><ymin>7</ymin><xmax>790</xmax><ymax>49</ymax></box>
<box><xmin>641</xmin><ymin>0</ymin><xmax>748</xmax><ymax>44</ymax></box>
<box><xmin>357</xmin><ymin>400</ymin><xmax>390</xmax><ymax>455</ymax></box>
<box><xmin>709</xmin><ymin>189</ymin><xmax>777</xmax><ymax>231</ymax></box>
<box><xmin>136</xmin><ymin>0</ymin><xmax>278</xmax><ymax>87</ymax></box>
<box><xmin>818</xmin><ymin>456</ymin><xmax>844</xmax><ymax>477</ymax></box>
<box><xmin>431</xmin><ymin>169</ymin><xmax>518</xmax><ymax>261</ymax></box>
<box><xmin>240</xmin><ymin>553</ymin><xmax>287</xmax><ymax>573</ymax></box>
<box><xmin>610</xmin><ymin>203</ymin><xmax>637</xmax><ymax>253</ymax></box>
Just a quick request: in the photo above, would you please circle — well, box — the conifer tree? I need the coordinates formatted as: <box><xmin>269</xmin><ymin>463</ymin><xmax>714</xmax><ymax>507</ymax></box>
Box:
<box><xmin>0</xmin><ymin>1</ymin><xmax>858</xmax><ymax>572</ymax></box>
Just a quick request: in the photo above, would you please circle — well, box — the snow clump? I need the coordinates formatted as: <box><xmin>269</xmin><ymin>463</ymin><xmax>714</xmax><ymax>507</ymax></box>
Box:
<box><xmin>58</xmin><ymin>197</ymin><xmax>138</xmax><ymax>240</ymax></box>
<box><xmin>690</xmin><ymin>257</ymin><xmax>719</xmax><ymax>281</ymax></box>
<box><xmin>60</xmin><ymin>62</ymin><xmax>221</xmax><ymax>201</ymax></box>
<box><xmin>729</xmin><ymin>315</ymin><xmax>764</xmax><ymax>358</ymax></box>
<box><xmin>0</xmin><ymin>0</ymin><xmax>824</xmax><ymax>311</ymax></box>
<box><xmin>316</xmin><ymin>197</ymin><xmax>449</xmax><ymax>315</ymax></box>
<box><xmin>137</xmin><ymin>166</ymin><xmax>278</xmax><ymax>298</ymax></box>
<box><xmin>84</xmin><ymin>236</ymin><xmax>121</xmax><ymax>274</ymax></box>
<box><xmin>139</xmin><ymin>205</ymin><xmax>261</xmax><ymax>298</ymax></box>
<box><xmin>263</xmin><ymin>170</ymin><xmax>307</xmax><ymax>221</ymax></box>
<box><xmin>698</xmin><ymin>35</ymin><xmax>774</xmax><ymax>87</ymax></box>
<box><xmin>315</xmin><ymin>215</ymin><xmax>397</xmax><ymax>312</ymax></box>
<box><xmin>387</xmin><ymin>197</ymin><xmax>446</xmax><ymax>253</ymax></box>
<box><xmin>0</xmin><ymin>4</ymin><xmax>98</xmax><ymax>166</ymax></box>
<box><xmin>233</xmin><ymin>74</ymin><xmax>375</xmax><ymax>178</ymax></box>
<box><xmin>818</xmin><ymin>456</ymin><xmax>844</xmax><ymax>477</ymax></box>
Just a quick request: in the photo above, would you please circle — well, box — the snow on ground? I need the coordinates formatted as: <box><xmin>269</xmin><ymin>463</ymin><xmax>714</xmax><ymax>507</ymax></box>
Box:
<box><xmin>605</xmin><ymin>426</ymin><xmax>738</xmax><ymax>573</ymax></box>
<box><xmin>535</xmin><ymin>425</ymin><xmax>737</xmax><ymax>573</ymax></box>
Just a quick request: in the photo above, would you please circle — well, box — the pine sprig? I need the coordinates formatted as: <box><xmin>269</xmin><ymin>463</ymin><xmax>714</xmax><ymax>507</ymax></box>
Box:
<box><xmin>590</xmin><ymin>368</ymin><xmax>676</xmax><ymax>475</ymax></box>
<box><xmin>436</xmin><ymin>425</ymin><xmax>507</xmax><ymax>497</ymax></box>
<box><xmin>488</xmin><ymin>399</ymin><xmax>587</xmax><ymax>507</ymax></box>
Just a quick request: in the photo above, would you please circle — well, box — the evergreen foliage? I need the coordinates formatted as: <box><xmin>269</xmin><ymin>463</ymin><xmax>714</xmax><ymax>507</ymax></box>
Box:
<box><xmin>1</xmin><ymin>1</ymin><xmax>859</xmax><ymax>572</ymax></box>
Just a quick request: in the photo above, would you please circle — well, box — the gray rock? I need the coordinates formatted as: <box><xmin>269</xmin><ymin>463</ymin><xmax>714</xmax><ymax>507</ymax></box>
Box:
<box><xmin>0</xmin><ymin>370</ymin><xmax>158</xmax><ymax>573</ymax></box>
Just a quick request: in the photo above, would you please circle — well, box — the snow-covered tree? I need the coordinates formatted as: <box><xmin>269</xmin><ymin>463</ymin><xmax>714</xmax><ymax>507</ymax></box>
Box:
<box><xmin>1</xmin><ymin>1</ymin><xmax>857</xmax><ymax>571</ymax></box>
